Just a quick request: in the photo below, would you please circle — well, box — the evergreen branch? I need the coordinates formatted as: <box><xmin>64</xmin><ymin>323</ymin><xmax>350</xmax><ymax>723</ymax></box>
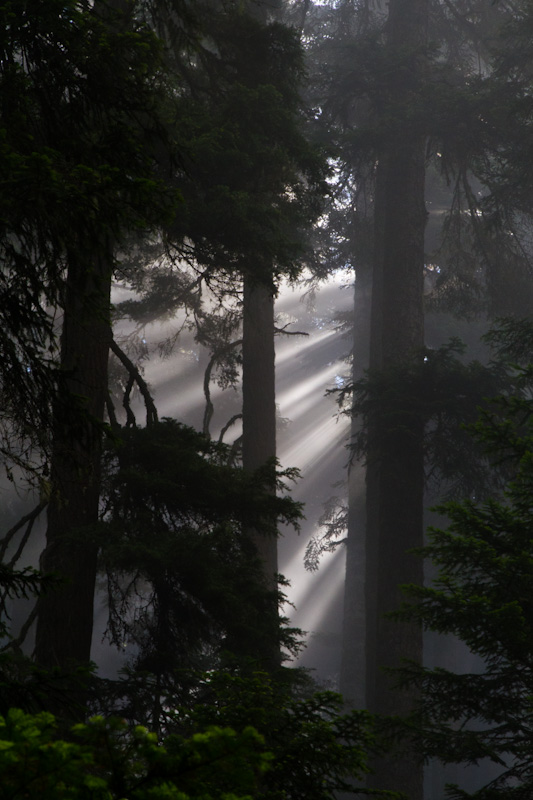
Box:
<box><xmin>202</xmin><ymin>339</ymin><xmax>242</xmax><ymax>437</ymax></box>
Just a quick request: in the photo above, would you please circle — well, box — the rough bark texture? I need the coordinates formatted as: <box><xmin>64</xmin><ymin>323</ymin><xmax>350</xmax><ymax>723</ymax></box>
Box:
<box><xmin>34</xmin><ymin>255</ymin><xmax>111</xmax><ymax>674</ymax></box>
<box><xmin>365</xmin><ymin>0</ymin><xmax>427</xmax><ymax>795</ymax></box>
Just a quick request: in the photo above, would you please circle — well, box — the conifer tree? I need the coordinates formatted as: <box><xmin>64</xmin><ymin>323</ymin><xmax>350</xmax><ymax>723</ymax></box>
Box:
<box><xmin>396</xmin><ymin>386</ymin><xmax>533</xmax><ymax>799</ymax></box>
<box><xmin>20</xmin><ymin>0</ymin><xmax>178</xmax><ymax>679</ymax></box>
<box><xmin>17</xmin><ymin>0</ymin><xmax>324</xmax><ymax>693</ymax></box>
<box><xmin>120</xmin><ymin>0</ymin><xmax>326</xmax><ymax>670</ymax></box>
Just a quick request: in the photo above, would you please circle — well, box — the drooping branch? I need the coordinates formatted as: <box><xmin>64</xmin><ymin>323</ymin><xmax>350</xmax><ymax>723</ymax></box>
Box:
<box><xmin>219</xmin><ymin>413</ymin><xmax>243</xmax><ymax>444</ymax></box>
<box><xmin>202</xmin><ymin>339</ymin><xmax>242</xmax><ymax>437</ymax></box>
<box><xmin>109</xmin><ymin>338</ymin><xmax>158</xmax><ymax>427</ymax></box>
<box><xmin>2</xmin><ymin>603</ymin><xmax>37</xmax><ymax>653</ymax></box>
<box><xmin>0</xmin><ymin>502</ymin><xmax>47</xmax><ymax>562</ymax></box>
<box><xmin>7</xmin><ymin>512</ymin><xmax>41</xmax><ymax>569</ymax></box>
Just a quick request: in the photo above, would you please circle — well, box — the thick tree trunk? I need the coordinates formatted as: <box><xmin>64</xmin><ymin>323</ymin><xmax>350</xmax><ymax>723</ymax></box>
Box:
<box><xmin>365</xmin><ymin>0</ymin><xmax>427</xmax><ymax>795</ymax></box>
<box><xmin>34</xmin><ymin>254</ymin><xmax>111</xmax><ymax>676</ymax></box>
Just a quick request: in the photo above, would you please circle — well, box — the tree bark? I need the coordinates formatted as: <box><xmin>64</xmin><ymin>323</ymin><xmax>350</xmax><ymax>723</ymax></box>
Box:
<box><xmin>340</xmin><ymin>268</ymin><xmax>372</xmax><ymax>708</ymax></box>
<box><xmin>34</xmin><ymin>253</ymin><xmax>111</xmax><ymax>677</ymax></box>
<box><xmin>241</xmin><ymin>276</ymin><xmax>280</xmax><ymax>667</ymax></box>
<box><xmin>242</xmin><ymin>277</ymin><xmax>278</xmax><ymax>587</ymax></box>
<box><xmin>365</xmin><ymin>0</ymin><xmax>427</xmax><ymax>794</ymax></box>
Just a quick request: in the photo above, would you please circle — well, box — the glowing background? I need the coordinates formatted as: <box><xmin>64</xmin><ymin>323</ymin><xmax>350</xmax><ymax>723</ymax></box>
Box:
<box><xmin>101</xmin><ymin>273</ymin><xmax>354</xmax><ymax>682</ymax></box>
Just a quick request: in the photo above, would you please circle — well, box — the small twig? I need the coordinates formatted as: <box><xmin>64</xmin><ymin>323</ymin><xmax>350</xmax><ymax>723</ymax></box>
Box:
<box><xmin>274</xmin><ymin>325</ymin><xmax>309</xmax><ymax>337</ymax></box>
<box><xmin>109</xmin><ymin>338</ymin><xmax>159</xmax><ymax>427</ymax></box>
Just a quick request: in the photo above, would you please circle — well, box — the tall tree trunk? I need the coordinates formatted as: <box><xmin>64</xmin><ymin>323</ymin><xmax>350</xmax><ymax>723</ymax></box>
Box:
<box><xmin>34</xmin><ymin>0</ymin><xmax>128</xmax><ymax>684</ymax></box>
<box><xmin>365</xmin><ymin>0</ymin><xmax>427</xmax><ymax>795</ymax></box>
<box><xmin>34</xmin><ymin>254</ymin><xmax>111</xmax><ymax>679</ymax></box>
<box><xmin>242</xmin><ymin>278</ymin><xmax>278</xmax><ymax>588</ymax></box>
<box><xmin>340</xmin><ymin>267</ymin><xmax>372</xmax><ymax>708</ymax></box>
<box><xmin>241</xmin><ymin>276</ymin><xmax>280</xmax><ymax>668</ymax></box>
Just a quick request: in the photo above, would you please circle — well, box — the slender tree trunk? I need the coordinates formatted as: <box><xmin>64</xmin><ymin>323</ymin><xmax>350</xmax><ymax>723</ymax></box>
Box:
<box><xmin>365</xmin><ymin>0</ymin><xmax>427</xmax><ymax>795</ymax></box>
<box><xmin>241</xmin><ymin>276</ymin><xmax>280</xmax><ymax>667</ymax></box>
<box><xmin>340</xmin><ymin>268</ymin><xmax>372</xmax><ymax>708</ymax></box>
<box><xmin>241</xmin><ymin>277</ymin><xmax>278</xmax><ymax>588</ymax></box>
<box><xmin>34</xmin><ymin>254</ymin><xmax>111</xmax><ymax>676</ymax></box>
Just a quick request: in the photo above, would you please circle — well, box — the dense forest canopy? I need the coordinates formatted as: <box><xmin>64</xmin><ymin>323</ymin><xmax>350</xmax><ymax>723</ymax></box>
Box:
<box><xmin>2</xmin><ymin>0</ymin><xmax>533</xmax><ymax>798</ymax></box>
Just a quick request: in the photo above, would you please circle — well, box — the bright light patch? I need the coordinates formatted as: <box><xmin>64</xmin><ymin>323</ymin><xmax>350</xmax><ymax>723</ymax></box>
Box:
<box><xmin>278</xmin><ymin>365</ymin><xmax>340</xmax><ymax>416</ymax></box>
<box><xmin>281</xmin><ymin>416</ymin><xmax>347</xmax><ymax>475</ymax></box>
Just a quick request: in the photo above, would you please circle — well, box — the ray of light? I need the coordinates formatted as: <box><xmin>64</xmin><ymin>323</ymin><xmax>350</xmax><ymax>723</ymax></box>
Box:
<box><xmin>278</xmin><ymin>367</ymin><xmax>339</xmax><ymax>415</ymax></box>
<box><xmin>280</xmin><ymin>415</ymin><xmax>347</xmax><ymax>473</ymax></box>
<box><xmin>276</xmin><ymin>328</ymin><xmax>336</xmax><ymax>365</ymax></box>
<box><xmin>288</xmin><ymin>547</ymin><xmax>345</xmax><ymax>628</ymax></box>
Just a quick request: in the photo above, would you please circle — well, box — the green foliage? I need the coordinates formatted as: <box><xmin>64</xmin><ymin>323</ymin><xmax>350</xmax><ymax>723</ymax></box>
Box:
<box><xmin>302</xmin><ymin>0</ymin><xmax>533</xmax><ymax>319</ymax></box>
<box><xmin>343</xmin><ymin>339</ymin><xmax>511</xmax><ymax>499</ymax></box>
<box><xmin>179</xmin><ymin>670</ymin><xmax>379</xmax><ymax>800</ymax></box>
<box><xmin>393</xmin><ymin>391</ymin><xmax>533</xmax><ymax>798</ymax></box>
<box><xmin>169</xmin><ymin>9</ymin><xmax>326</xmax><ymax>285</ymax></box>
<box><xmin>0</xmin><ymin>684</ymin><xmax>393</xmax><ymax>800</ymax></box>
<box><xmin>92</xmin><ymin>668</ymin><xmax>387</xmax><ymax>800</ymax></box>
<box><xmin>117</xmin><ymin>4</ymin><xmax>327</xmax><ymax>335</ymax></box>
<box><xmin>0</xmin><ymin>563</ymin><xmax>96</xmax><ymax>718</ymax></box>
<box><xmin>0</xmin><ymin>708</ymin><xmax>268</xmax><ymax>800</ymax></box>
<box><xmin>307</xmin><ymin>337</ymin><xmax>516</xmax><ymax>569</ymax></box>
<box><xmin>0</xmin><ymin>565</ymin><xmax>46</xmax><ymax>615</ymax></box>
<box><xmin>0</xmin><ymin>0</ymin><xmax>179</xmax><ymax>460</ymax></box>
<box><xmin>0</xmin><ymin>708</ymin><xmax>99</xmax><ymax>800</ymax></box>
<box><xmin>484</xmin><ymin>317</ymin><xmax>533</xmax><ymax>365</ymax></box>
<box><xmin>99</xmin><ymin>420</ymin><xmax>302</xmax><ymax>688</ymax></box>
<box><xmin>0</xmin><ymin>0</ymin><xmax>176</xmax><ymax>243</ymax></box>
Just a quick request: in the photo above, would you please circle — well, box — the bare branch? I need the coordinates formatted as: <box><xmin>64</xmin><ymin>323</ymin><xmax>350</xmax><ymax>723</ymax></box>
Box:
<box><xmin>202</xmin><ymin>339</ymin><xmax>242</xmax><ymax>437</ymax></box>
<box><xmin>2</xmin><ymin>602</ymin><xmax>37</xmax><ymax>653</ymax></box>
<box><xmin>8</xmin><ymin>510</ymin><xmax>41</xmax><ymax>568</ymax></box>
<box><xmin>219</xmin><ymin>413</ymin><xmax>243</xmax><ymax>444</ymax></box>
<box><xmin>274</xmin><ymin>324</ymin><xmax>309</xmax><ymax>337</ymax></box>
<box><xmin>123</xmin><ymin>374</ymin><xmax>137</xmax><ymax>428</ymax></box>
<box><xmin>110</xmin><ymin>338</ymin><xmax>158</xmax><ymax>427</ymax></box>
<box><xmin>0</xmin><ymin>502</ymin><xmax>47</xmax><ymax>562</ymax></box>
